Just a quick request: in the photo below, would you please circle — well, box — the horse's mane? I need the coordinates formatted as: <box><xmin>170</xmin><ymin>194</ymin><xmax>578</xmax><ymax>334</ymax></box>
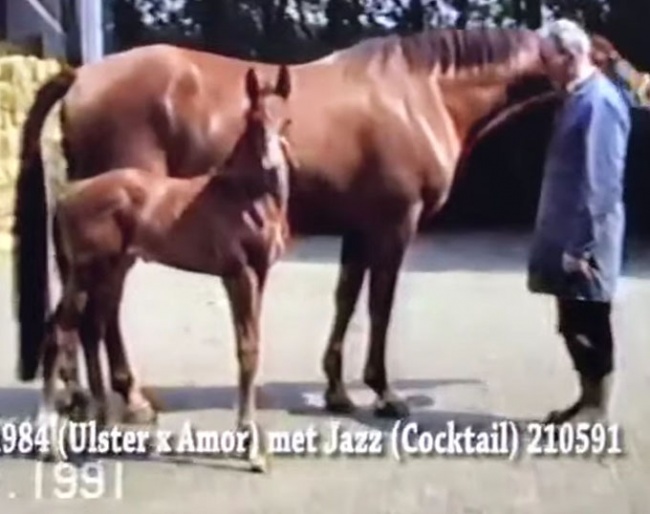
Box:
<box><xmin>333</xmin><ymin>27</ymin><xmax>543</xmax><ymax>79</ymax></box>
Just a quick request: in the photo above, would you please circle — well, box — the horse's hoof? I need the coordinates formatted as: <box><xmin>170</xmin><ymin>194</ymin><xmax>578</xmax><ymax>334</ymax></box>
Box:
<box><xmin>324</xmin><ymin>390</ymin><xmax>356</xmax><ymax>414</ymax></box>
<box><xmin>70</xmin><ymin>397</ymin><xmax>91</xmax><ymax>423</ymax></box>
<box><xmin>373</xmin><ymin>398</ymin><xmax>409</xmax><ymax>419</ymax></box>
<box><xmin>37</xmin><ymin>450</ymin><xmax>57</xmax><ymax>463</ymax></box>
<box><xmin>96</xmin><ymin>410</ymin><xmax>109</xmax><ymax>429</ymax></box>
<box><xmin>123</xmin><ymin>402</ymin><xmax>158</xmax><ymax>425</ymax></box>
<box><xmin>37</xmin><ymin>443</ymin><xmax>63</xmax><ymax>463</ymax></box>
<box><xmin>66</xmin><ymin>403</ymin><xmax>87</xmax><ymax>423</ymax></box>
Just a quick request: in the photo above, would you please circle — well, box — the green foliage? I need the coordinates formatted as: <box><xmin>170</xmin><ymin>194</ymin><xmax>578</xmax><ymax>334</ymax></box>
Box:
<box><xmin>109</xmin><ymin>0</ymin><xmax>641</xmax><ymax>60</ymax></box>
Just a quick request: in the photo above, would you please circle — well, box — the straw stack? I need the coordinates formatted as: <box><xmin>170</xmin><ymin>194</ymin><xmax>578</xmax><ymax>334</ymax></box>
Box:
<box><xmin>0</xmin><ymin>51</ymin><xmax>65</xmax><ymax>252</ymax></box>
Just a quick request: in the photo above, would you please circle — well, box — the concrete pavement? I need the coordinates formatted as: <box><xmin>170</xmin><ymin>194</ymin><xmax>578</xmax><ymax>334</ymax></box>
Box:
<box><xmin>0</xmin><ymin>232</ymin><xmax>649</xmax><ymax>513</ymax></box>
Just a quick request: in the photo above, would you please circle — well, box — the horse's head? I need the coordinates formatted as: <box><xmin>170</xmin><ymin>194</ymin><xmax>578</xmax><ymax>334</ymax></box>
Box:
<box><xmin>446</xmin><ymin>22</ymin><xmax>648</xmax><ymax>176</ymax></box>
<box><xmin>224</xmin><ymin>65</ymin><xmax>294</xmax><ymax>206</ymax></box>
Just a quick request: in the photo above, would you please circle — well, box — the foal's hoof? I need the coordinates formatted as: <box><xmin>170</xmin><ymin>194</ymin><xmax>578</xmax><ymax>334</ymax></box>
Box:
<box><xmin>140</xmin><ymin>387</ymin><xmax>165</xmax><ymax>413</ymax></box>
<box><xmin>239</xmin><ymin>423</ymin><xmax>269</xmax><ymax>473</ymax></box>
<box><xmin>324</xmin><ymin>389</ymin><xmax>356</xmax><ymax>414</ymax></box>
<box><xmin>123</xmin><ymin>402</ymin><xmax>158</xmax><ymax>426</ymax></box>
<box><xmin>249</xmin><ymin>453</ymin><xmax>269</xmax><ymax>473</ymax></box>
<box><xmin>373</xmin><ymin>398</ymin><xmax>409</xmax><ymax>419</ymax></box>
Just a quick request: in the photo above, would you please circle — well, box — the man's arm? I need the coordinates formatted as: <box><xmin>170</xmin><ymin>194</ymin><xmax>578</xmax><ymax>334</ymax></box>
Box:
<box><xmin>565</xmin><ymin>95</ymin><xmax>631</xmax><ymax>260</ymax></box>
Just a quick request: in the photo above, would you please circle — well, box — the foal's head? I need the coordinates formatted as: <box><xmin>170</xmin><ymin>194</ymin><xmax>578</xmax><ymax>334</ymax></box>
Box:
<box><xmin>224</xmin><ymin>65</ymin><xmax>294</xmax><ymax>204</ymax></box>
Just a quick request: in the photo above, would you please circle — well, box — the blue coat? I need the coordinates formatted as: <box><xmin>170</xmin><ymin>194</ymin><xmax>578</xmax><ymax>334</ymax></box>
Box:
<box><xmin>527</xmin><ymin>72</ymin><xmax>631</xmax><ymax>302</ymax></box>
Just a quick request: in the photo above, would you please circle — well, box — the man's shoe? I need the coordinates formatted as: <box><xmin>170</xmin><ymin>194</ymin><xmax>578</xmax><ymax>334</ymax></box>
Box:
<box><xmin>544</xmin><ymin>374</ymin><xmax>612</xmax><ymax>425</ymax></box>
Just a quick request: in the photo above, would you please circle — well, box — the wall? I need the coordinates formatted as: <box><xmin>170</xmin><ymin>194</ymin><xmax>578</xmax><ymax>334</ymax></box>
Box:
<box><xmin>6</xmin><ymin>0</ymin><xmax>65</xmax><ymax>58</ymax></box>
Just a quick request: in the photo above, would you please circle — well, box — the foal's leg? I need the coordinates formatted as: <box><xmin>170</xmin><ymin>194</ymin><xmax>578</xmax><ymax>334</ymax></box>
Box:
<box><xmin>103</xmin><ymin>259</ymin><xmax>157</xmax><ymax>424</ymax></box>
<box><xmin>222</xmin><ymin>265</ymin><xmax>267</xmax><ymax>472</ymax></box>
<box><xmin>323</xmin><ymin>232</ymin><xmax>368</xmax><ymax>413</ymax></box>
<box><xmin>363</xmin><ymin>210</ymin><xmax>419</xmax><ymax>418</ymax></box>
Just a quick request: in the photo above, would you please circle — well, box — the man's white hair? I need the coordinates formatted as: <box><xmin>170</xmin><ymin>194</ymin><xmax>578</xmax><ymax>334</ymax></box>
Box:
<box><xmin>540</xmin><ymin>18</ymin><xmax>592</xmax><ymax>58</ymax></box>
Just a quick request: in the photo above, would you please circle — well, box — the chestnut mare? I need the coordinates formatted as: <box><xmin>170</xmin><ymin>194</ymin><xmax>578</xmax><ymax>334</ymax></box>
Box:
<box><xmin>33</xmin><ymin>66</ymin><xmax>293</xmax><ymax>472</ymax></box>
<box><xmin>13</xmin><ymin>27</ymin><xmax>648</xmax><ymax>423</ymax></box>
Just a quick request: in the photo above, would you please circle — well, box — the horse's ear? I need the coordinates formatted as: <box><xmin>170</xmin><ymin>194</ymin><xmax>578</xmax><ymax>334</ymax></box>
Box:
<box><xmin>245</xmin><ymin>67</ymin><xmax>260</xmax><ymax>106</ymax></box>
<box><xmin>275</xmin><ymin>65</ymin><xmax>291</xmax><ymax>99</ymax></box>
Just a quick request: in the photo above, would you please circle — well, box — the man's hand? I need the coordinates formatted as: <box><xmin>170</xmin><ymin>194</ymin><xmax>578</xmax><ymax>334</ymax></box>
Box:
<box><xmin>561</xmin><ymin>252</ymin><xmax>594</xmax><ymax>279</ymax></box>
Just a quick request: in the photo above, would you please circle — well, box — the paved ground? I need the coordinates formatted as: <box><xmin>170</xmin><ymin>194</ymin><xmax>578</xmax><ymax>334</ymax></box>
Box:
<box><xmin>0</xmin><ymin>232</ymin><xmax>649</xmax><ymax>513</ymax></box>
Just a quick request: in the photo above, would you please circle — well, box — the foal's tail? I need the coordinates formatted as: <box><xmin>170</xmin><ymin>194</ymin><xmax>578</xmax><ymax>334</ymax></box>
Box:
<box><xmin>12</xmin><ymin>66</ymin><xmax>77</xmax><ymax>382</ymax></box>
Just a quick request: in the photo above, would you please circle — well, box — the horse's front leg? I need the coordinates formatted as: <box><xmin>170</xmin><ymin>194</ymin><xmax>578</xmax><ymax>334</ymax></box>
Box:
<box><xmin>323</xmin><ymin>231</ymin><xmax>368</xmax><ymax>413</ymax></box>
<box><xmin>222</xmin><ymin>265</ymin><xmax>268</xmax><ymax>472</ymax></box>
<box><xmin>363</xmin><ymin>206</ymin><xmax>420</xmax><ymax>419</ymax></box>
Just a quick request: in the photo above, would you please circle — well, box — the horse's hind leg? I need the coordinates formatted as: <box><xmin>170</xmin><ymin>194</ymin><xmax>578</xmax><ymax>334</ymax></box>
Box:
<box><xmin>36</xmin><ymin>280</ymin><xmax>86</xmax><ymax>460</ymax></box>
<box><xmin>103</xmin><ymin>258</ymin><xmax>157</xmax><ymax>424</ymax></box>
<box><xmin>57</xmin><ymin>331</ymin><xmax>89</xmax><ymax>422</ymax></box>
<box><xmin>51</xmin><ymin>221</ymin><xmax>88</xmax><ymax>418</ymax></box>
<box><xmin>363</xmin><ymin>208</ymin><xmax>420</xmax><ymax>419</ymax></box>
<box><xmin>323</xmin><ymin>231</ymin><xmax>368</xmax><ymax>413</ymax></box>
<box><xmin>36</xmin><ymin>311</ymin><xmax>66</xmax><ymax>461</ymax></box>
<box><xmin>223</xmin><ymin>265</ymin><xmax>267</xmax><ymax>472</ymax></box>
<box><xmin>76</xmin><ymin>263</ymin><xmax>115</xmax><ymax>427</ymax></box>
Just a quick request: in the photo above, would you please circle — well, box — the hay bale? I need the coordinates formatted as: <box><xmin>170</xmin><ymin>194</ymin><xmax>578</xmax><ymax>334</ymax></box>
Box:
<box><xmin>0</xmin><ymin>49</ymin><xmax>65</xmax><ymax>251</ymax></box>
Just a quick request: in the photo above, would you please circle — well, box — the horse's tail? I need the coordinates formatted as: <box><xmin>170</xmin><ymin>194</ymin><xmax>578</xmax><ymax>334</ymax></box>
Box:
<box><xmin>12</xmin><ymin>66</ymin><xmax>77</xmax><ymax>382</ymax></box>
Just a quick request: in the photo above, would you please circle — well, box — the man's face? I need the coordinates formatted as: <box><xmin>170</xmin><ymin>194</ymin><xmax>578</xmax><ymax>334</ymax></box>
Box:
<box><xmin>543</xmin><ymin>43</ymin><xmax>576</xmax><ymax>89</ymax></box>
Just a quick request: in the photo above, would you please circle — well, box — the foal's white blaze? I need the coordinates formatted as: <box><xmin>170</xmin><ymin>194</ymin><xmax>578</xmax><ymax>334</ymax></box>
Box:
<box><xmin>262</xmin><ymin>132</ymin><xmax>287</xmax><ymax>172</ymax></box>
<box><xmin>262</xmin><ymin>131</ymin><xmax>290</xmax><ymax>208</ymax></box>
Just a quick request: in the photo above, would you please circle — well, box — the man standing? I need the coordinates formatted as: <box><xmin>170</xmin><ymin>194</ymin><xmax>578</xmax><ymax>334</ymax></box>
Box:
<box><xmin>528</xmin><ymin>19</ymin><xmax>632</xmax><ymax>424</ymax></box>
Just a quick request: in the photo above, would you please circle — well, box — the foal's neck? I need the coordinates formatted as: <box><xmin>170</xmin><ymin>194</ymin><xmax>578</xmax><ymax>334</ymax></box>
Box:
<box><xmin>210</xmin><ymin>172</ymin><xmax>270</xmax><ymax>202</ymax></box>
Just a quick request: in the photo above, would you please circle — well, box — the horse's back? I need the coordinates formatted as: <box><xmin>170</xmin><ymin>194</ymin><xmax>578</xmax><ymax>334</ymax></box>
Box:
<box><xmin>62</xmin><ymin>45</ymin><xmax>256</xmax><ymax>179</ymax></box>
<box><xmin>56</xmin><ymin>32</ymin><xmax>509</xmax><ymax>234</ymax></box>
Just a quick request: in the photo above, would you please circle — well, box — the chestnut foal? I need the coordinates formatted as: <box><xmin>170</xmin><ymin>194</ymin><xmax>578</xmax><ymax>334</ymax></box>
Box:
<box><xmin>38</xmin><ymin>65</ymin><xmax>293</xmax><ymax>472</ymax></box>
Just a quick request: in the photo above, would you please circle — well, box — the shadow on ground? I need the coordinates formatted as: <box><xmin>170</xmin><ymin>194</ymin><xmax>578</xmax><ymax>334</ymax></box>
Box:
<box><xmin>0</xmin><ymin>377</ymin><xmax>539</xmax><ymax>436</ymax></box>
<box><xmin>0</xmin><ymin>378</ymin><xmax>553</xmax><ymax>474</ymax></box>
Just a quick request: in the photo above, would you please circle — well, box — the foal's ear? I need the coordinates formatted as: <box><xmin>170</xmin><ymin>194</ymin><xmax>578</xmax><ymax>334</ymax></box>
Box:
<box><xmin>245</xmin><ymin>67</ymin><xmax>260</xmax><ymax>106</ymax></box>
<box><xmin>275</xmin><ymin>65</ymin><xmax>291</xmax><ymax>99</ymax></box>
